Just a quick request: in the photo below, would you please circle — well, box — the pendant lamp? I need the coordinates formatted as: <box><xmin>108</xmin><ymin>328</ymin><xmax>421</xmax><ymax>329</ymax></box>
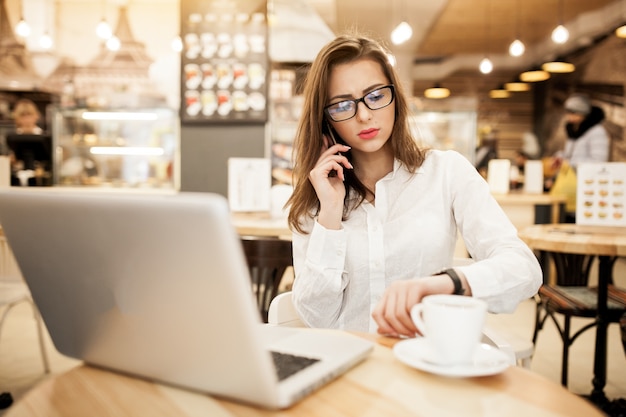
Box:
<box><xmin>489</xmin><ymin>85</ymin><xmax>511</xmax><ymax>99</ymax></box>
<box><xmin>504</xmin><ymin>82</ymin><xmax>530</xmax><ymax>92</ymax></box>
<box><xmin>520</xmin><ymin>67</ymin><xmax>550</xmax><ymax>82</ymax></box>
<box><xmin>551</xmin><ymin>0</ymin><xmax>569</xmax><ymax>44</ymax></box>
<box><xmin>541</xmin><ymin>61</ymin><xmax>575</xmax><ymax>73</ymax></box>
<box><xmin>424</xmin><ymin>84</ymin><xmax>450</xmax><ymax>99</ymax></box>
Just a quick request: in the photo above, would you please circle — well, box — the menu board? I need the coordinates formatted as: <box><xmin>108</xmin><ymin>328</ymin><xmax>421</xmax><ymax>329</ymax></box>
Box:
<box><xmin>180</xmin><ymin>0</ymin><xmax>268</xmax><ymax>124</ymax></box>
<box><xmin>576</xmin><ymin>162</ymin><xmax>626</xmax><ymax>226</ymax></box>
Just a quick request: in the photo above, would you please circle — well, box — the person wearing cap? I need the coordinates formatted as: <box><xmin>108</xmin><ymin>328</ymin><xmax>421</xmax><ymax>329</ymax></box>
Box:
<box><xmin>547</xmin><ymin>94</ymin><xmax>610</xmax><ymax>223</ymax></box>
<box><xmin>558</xmin><ymin>93</ymin><xmax>610</xmax><ymax>169</ymax></box>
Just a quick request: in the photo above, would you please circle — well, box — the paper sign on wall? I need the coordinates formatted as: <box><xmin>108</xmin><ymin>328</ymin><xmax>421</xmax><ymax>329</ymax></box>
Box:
<box><xmin>576</xmin><ymin>162</ymin><xmax>626</xmax><ymax>226</ymax></box>
<box><xmin>228</xmin><ymin>157</ymin><xmax>271</xmax><ymax>212</ymax></box>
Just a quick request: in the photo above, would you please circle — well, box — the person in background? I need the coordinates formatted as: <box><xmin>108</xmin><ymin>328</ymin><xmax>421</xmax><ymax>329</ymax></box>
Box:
<box><xmin>510</xmin><ymin>150</ymin><xmax>529</xmax><ymax>189</ymax></box>
<box><xmin>474</xmin><ymin>132</ymin><xmax>498</xmax><ymax>177</ymax></box>
<box><xmin>285</xmin><ymin>34</ymin><xmax>542</xmax><ymax>337</ymax></box>
<box><xmin>521</xmin><ymin>131</ymin><xmax>540</xmax><ymax>160</ymax></box>
<box><xmin>12</xmin><ymin>99</ymin><xmax>43</xmax><ymax>135</ymax></box>
<box><xmin>555</xmin><ymin>94</ymin><xmax>609</xmax><ymax>170</ymax></box>
<box><xmin>7</xmin><ymin>99</ymin><xmax>44</xmax><ymax>183</ymax></box>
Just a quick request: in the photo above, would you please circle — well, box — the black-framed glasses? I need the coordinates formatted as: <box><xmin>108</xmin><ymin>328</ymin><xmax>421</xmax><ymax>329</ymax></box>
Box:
<box><xmin>324</xmin><ymin>85</ymin><xmax>395</xmax><ymax>122</ymax></box>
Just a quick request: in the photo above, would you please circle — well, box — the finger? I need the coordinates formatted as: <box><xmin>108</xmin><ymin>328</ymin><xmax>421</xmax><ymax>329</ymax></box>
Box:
<box><xmin>313</xmin><ymin>156</ymin><xmax>348</xmax><ymax>179</ymax></box>
<box><xmin>396</xmin><ymin>287</ymin><xmax>421</xmax><ymax>336</ymax></box>
<box><xmin>386</xmin><ymin>283</ymin><xmax>422</xmax><ymax>337</ymax></box>
<box><xmin>382</xmin><ymin>290</ymin><xmax>414</xmax><ymax>337</ymax></box>
<box><xmin>372</xmin><ymin>293</ymin><xmax>397</xmax><ymax>337</ymax></box>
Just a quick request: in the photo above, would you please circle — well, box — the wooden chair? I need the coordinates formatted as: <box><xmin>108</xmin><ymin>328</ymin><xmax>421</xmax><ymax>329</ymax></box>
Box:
<box><xmin>621</xmin><ymin>313</ymin><xmax>626</xmax><ymax>356</ymax></box>
<box><xmin>0</xmin><ymin>236</ymin><xmax>50</xmax><ymax>376</ymax></box>
<box><xmin>0</xmin><ymin>282</ymin><xmax>50</xmax><ymax>374</ymax></box>
<box><xmin>240</xmin><ymin>236</ymin><xmax>293</xmax><ymax>323</ymax></box>
<box><xmin>532</xmin><ymin>253</ymin><xmax>626</xmax><ymax>387</ymax></box>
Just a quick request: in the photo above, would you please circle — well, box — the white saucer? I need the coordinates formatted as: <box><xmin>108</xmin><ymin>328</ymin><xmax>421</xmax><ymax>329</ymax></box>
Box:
<box><xmin>393</xmin><ymin>338</ymin><xmax>510</xmax><ymax>377</ymax></box>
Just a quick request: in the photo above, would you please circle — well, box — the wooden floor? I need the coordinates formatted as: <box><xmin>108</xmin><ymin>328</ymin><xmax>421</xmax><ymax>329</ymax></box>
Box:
<box><xmin>1</xmin><ymin>260</ymin><xmax>626</xmax><ymax>414</ymax></box>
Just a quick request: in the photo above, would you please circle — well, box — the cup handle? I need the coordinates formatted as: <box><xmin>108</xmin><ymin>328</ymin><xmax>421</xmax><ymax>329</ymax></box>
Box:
<box><xmin>410</xmin><ymin>304</ymin><xmax>427</xmax><ymax>336</ymax></box>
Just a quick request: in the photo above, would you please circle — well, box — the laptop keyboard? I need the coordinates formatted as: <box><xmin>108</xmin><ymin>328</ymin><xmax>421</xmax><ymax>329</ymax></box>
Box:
<box><xmin>270</xmin><ymin>351</ymin><xmax>320</xmax><ymax>381</ymax></box>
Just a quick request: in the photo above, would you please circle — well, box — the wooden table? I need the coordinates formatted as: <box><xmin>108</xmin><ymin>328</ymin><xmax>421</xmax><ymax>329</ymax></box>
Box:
<box><xmin>518</xmin><ymin>223</ymin><xmax>626</xmax><ymax>404</ymax></box>
<box><xmin>493</xmin><ymin>192</ymin><xmax>566</xmax><ymax>227</ymax></box>
<box><xmin>231</xmin><ymin>212</ymin><xmax>291</xmax><ymax>238</ymax></box>
<box><xmin>230</xmin><ymin>192</ymin><xmax>566</xmax><ymax>240</ymax></box>
<box><xmin>5</xmin><ymin>332</ymin><xmax>605</xmax><ymax>417</ymax></box>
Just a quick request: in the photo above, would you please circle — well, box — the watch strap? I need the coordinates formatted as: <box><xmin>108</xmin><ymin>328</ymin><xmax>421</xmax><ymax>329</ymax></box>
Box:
<box><xmin>435</xmin><ymin>268</ymin><xmax>465</xmax><ymax>295</ymax></box>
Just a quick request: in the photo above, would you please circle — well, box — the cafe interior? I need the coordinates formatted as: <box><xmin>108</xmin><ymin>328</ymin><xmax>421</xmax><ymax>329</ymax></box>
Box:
<box><xmin>1</xmin><ymin>0</ymin><xmax>626</xmax><ymax>415</ymax></box>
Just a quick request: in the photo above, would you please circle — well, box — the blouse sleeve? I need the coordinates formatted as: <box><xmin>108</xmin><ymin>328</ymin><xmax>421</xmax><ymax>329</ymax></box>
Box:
<box><xmin>447</xmin><ymin>152</ymin><xmax>543</xmax><ymax>313</ymax></box>
<box><xmin>291</xmin><ymin>219</ymin><xmax>348</xmax><ymax>328</ymax></box>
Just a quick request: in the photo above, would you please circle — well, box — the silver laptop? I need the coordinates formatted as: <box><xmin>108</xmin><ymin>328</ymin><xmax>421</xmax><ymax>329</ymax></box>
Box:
<box><xmin>0</xmin><ymin>189</ymin><xmax>373</xmax><ymax>409</ymax></box>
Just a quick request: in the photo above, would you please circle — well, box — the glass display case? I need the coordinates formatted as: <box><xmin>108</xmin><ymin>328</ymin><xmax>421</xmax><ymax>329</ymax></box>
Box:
<box><xmin>52</xmin><ymin>107</ymin><xmax>179</xmax><ymax>189</ymax></box>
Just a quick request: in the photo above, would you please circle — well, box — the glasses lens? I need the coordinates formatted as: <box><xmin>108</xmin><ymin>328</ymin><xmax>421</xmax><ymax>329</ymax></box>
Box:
<box><xmin>326</xmin><ymin>101</ymin><xmax>356</xmax><ymax>122</ymax></box>
<box><xmin>364</xmin><ymin>86</ymin><xmax>393</xmax><ymax>110</ymax></box>
<box><xmin>325</xmin><ymin>85</ymin><xmax>394</xmax><ymax>122</ymax></box>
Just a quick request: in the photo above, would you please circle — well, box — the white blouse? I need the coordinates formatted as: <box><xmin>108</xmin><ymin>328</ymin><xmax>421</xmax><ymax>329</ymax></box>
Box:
<box><xmin>291</xmin><ymin>150</ymin><xmax>542</xmax><ymax>333</ymax></box>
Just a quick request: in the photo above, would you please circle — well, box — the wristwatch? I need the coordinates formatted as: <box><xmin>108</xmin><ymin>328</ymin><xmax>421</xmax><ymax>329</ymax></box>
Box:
<box><xmin>435</xmin><ymin>268</ymin><xmax>465</xmax><ymax>295</ymax></box>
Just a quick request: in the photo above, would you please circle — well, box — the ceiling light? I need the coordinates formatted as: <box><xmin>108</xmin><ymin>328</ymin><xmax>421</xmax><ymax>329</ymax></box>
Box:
<box><xmin>616</xmin><ymin>24</ymin><xmax>626</xmax><ymax>38</ymax></box>
<box><xmin>520</xmin><ymin>68</ymin><xmax>550</xmax><ymax>82</ymax></box>
<box><xmin>479</xmin><ymin>57</ymin><xmax>493</xmax><ymax>74</ymax></box>
<box><xmin>509</xmin><ymin>39</ymin><xmax>525</xmax><ymax>57</ymax></box>
<box><xmin>39</xmin><ymin>1</ymin><xmax>53</xmax><ymax>50</ymax></box>
<box><xmin>479</xmin><ymin>0</ymin><xmax>493</xmax><ymax>74</ymax></box>
<box><xmin>90</xmin><ymin>147</ymin><xmax>165</xmax><ymax>156</ymax></box>
<box><xmin>541</xmin><ymin>61</ymin><xmax>575</xmax><ymax>73</ymax></box>
<box><xmin>82</xmin><ymin>112</ymin><xmax>159</xmax><ymax>121</ymax></box>
<box><xmin>171</xmin><ymin>36</ymin><xmax>183</xmax><ymax>52</ymax></box>
<box><xmin>509</xmin><ymin>0</ymin><xmax>525</xmax><ymax>57</ymax></box>
<box><xmin>96</xmin><ymin>18</ymin><xmax>113</xmax><ymax>40</ymax></box>
<box><xmin>504</xmin><ymin>82</ymin><xmax>530</xmax><ymax>92</ymax></box>
<box><xmin>391</xmin><ymin>21</ymin><xmax>413</xmax><ymax>45</ymax></box>
<box><xmin>424</xmin><ymin>84</ymin><xmax>450</xmax><ymax>99</ymax></box>
<box><xmin>489</xmin><ymin>86</ymin><xmax>511</xmax><ymax>99</ymax></box>
<box><xmin>387</xmin><ymin>53</ymin><xmax>397</xmax><ymax>67</ymax></box>
<box><xmin>96</xmin><ymin>0</ymin><xmax>112</xmax><ymax>39</ymax></box>
<box><xmin>106</xmin><ymin>36</ymin><xmax>121</xmax><ymax>51</ymax></box>
<box><xmin>15</xmin><ymin>17</ymin><xmax>31</xmax><ymax>38</ymax></box>
<box><xmin>551</xmin><ymin>0</ymin><xmax>569</xmax><ymax>44</ymax></box>
<box><xmin>39</xmin><ymin>31</ymin><xmax>53</xmax><ymax>50</ymax></box>
<box><xmin>551</xmin><ymin>24</ymin><xmax>569</xmax><ymax>44</ymax></box>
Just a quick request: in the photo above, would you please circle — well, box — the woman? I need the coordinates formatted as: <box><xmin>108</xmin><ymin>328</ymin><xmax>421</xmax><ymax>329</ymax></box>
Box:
<box><xmin>560</xmin><ymin>94</ymin><xmax>609</xmax><ymax>170</ymax></box>
<box><xmin>286</xmin><ymin>34</ymin><xmax>541</xmax><ymax>337</ymax></box>
<box><xmin>12</xmin><ymin>99</ymin><xmax>43</xmax><ymax>134</ymax></box>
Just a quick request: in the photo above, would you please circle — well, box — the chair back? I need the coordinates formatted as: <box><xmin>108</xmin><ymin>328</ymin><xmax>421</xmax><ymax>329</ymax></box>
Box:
<box><xmin>0</xmin><ymin>235</ymin><xmax>50</xmax><ymax>373</ymax></box>
<box><xmin>619</xmin><ymin>313</ymin><xmax>626</xmax><ymax>355</ymax></box>
<box><xmin>240</xmin><ymin>236</ymin><xmax>293</xmax><ymax>322</ymax></box>
<box><xmin>267</xmin><ymin>291</ymin><xmax>305</xmax><ymax>327</ymax></box>
<box><xmin>551</xmin><ymin>253</ymin><xmax>596</xmax><ymax>286</ymax></box>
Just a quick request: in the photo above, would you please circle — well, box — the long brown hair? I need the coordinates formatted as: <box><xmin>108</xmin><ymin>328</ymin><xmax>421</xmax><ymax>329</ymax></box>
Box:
<box><xmin>286</xmin><ymin>34</ymin><xmax>427</xmax><ymax>234</ymax></box>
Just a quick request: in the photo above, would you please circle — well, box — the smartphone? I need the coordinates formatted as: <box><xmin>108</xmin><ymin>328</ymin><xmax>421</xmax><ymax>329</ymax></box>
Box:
<box><xmin>323</xmin><ymin>120</ymin><xmax>344</xmax><ymax>177</ymax></box>
<box><xmin>323</xmin><ymin>120</ymin><xmax>343</xmax><ymax>149</ymax></box>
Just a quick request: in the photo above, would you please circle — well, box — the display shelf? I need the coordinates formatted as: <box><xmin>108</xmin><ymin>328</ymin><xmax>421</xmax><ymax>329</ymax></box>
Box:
<box><xmin>52</xmin><ymin>107</ymin><xmax>179</xmax><ymax>189</ymax></box>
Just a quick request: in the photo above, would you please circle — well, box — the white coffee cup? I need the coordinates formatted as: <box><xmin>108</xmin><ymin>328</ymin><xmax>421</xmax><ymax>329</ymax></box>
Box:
<box><xmin>410</xmin><ymin>294</ymin><xmax>487</xmax><ymax>366</ymax></box>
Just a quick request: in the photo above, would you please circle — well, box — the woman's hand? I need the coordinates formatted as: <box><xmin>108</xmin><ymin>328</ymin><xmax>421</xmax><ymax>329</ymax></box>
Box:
<box><xmin>372</xmin><ymin>275</ymin><xmax>459</xmax><ymax>338</ymax></box>
<box><xmin>308</xmin><ymin>140</ymin><xmax>352</xmax><ymax>229</ymax></box>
